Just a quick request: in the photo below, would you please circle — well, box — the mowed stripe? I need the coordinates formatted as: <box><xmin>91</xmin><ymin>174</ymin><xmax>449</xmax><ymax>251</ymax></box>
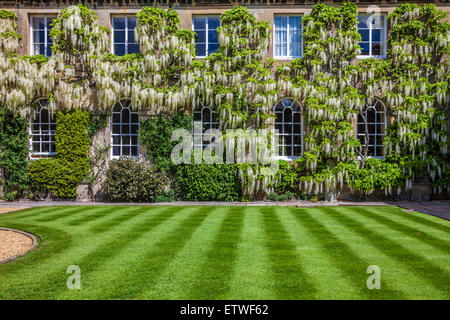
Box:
<box><xmin>88</xmin><ymin>206</ymin><xmax>157</xmax><ymax>233</ymax></box>
<box><xmin>66</xmin><ymin>206</ymin><xmax>122</xmax><ymax>226</ymax></box>
<box><xmin>322</xmin><ymin>206</ymin><xmax>446</xmax><ymax>299</ymax></box>
<box><xmin>0</xmin><ymin>205</ymin><xmax>449</xmax><ymax>299</ymax></box>
<box><xmin>227</xmin><ymin>207</ymin><xmax>275</xmax><ymax>299</ymax></box>
<box><xmin>12</xmin><ymin>206</ymin><xmax>81</xmax><ymax>221</ymax></box>
<box><xmin>2</xmin><ymin>206</ymin><xmax>155</xmax><ymax>298</ymax></box>
<box><xmin>358</xmin><ymin>207</ymin><xmax>450</xmax><ymax>252</ymax></box>
<box><xmin>48</xmin><ymin>206</ymin><xmax>183</xmax><ymax>299</ymax></box>
<box><xmin>184</xmin><ymin>207</ymin><xmax>245</xmax><ymax>299</ymax></box>
<box><xmin>35</xmin><ymin>206</ymin><xmax>107</xmax><ymax>223</ymax></box>
<box><xmin>138</xmin><ymin>206</ymin><xmax>227</xmax><ymax>299</ymax></box>
<box><xmin>289</xmin><ymin>207</ymin><xmax>405</xmax><ymax>299</ymax></box>
<box><xmin>260</xmin><ymin>207</ymin><xmax>317</xmax><ymax>299</ymax></box>
<box><xmin>100</xmin><ymin>206</ymin><xmax>214</xmax><ymax>299</ymax></box>
<box><xmin>389</xmin><ymin>208</ymin><xmax>450</xmax><ymax>234</ymax></box>
<box><xmin>335</xmin><ymin>207</ymin><xmax>450</xmax><ymax>297</ymax></box>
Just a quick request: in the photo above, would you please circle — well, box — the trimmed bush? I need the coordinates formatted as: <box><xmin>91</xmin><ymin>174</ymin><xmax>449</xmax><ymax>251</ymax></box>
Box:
<box><xmin>175</xmin><ymin>164</ymin><xmax>241</xmax><ymax>201</ymax></box>
<box><xmin>104</xmin><ymin>159</ymin><xmax>167</xmax><ymax>202</ymax></box>
<box><xmin>27</xmin><ymin>109</ymin><xmax>90</xmax><ymax>199</ymax></box>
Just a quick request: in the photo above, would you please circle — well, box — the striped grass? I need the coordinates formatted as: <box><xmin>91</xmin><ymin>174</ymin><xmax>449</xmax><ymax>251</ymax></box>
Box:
<box><xmin>0</xmin><ymin>205</ymin><xmax>449</xmax><ymax>300</ymax></box>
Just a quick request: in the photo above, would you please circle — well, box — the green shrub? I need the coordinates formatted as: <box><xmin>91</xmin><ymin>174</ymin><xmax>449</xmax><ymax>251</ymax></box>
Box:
<box><xmin>27</xmin><ymin>109</ymin><xmax>91</xmax><ymax>199</ymax></box>
<box><xmin>175</xmin><ymin>164</ymin><xmax>241</xmax><ymax>201</ymax></box>
<box><xmin>28</xmin><ymin>159</ymin><xmax>63</xmax><ymax>199</ymax></box>
<box><xmin>104</xmin><ymin>159</ymin><xmax>167</xmax><ymax>202</ymax></box>
<box><xmin>155</xmin><ymin>189</ymin><xmax>175</xmax><ymax>203</ymax></box>
<box><xmin>268</xmin><ymin>190</ymin><xmax>297</xmax><ymax>202</ymax></box>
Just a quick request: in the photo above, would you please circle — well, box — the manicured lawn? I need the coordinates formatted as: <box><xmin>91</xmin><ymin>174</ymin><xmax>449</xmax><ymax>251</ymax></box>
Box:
<box><xmin>0</xmin><ymin>205</ymin><xmax>449</xmax><ymax>299</ymax></box>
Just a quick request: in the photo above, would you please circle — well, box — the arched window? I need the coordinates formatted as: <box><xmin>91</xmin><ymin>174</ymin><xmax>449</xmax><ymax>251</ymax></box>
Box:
<box><xmin>193</xmin><ymin>106</ymin><xmax>219</xmax><ymax>149</ymax></box>
<box><xmin>274</xmin><ymin>98</ymin><xmax>302</xmax><ymax>158</ymax></box>
<box><xmin>357</xmin><ymin>98</ymin><xmax>386</xmax><ymax>158</ymax></box>
<box><xmin>111</xmin><ymin>100</ymin><xmax>139</xmax><ymax>158</ymax></box>
<box><xmin>31</xmin><ymin>99</ymin><xmax>56</xmax><ymax>158</ymax></box>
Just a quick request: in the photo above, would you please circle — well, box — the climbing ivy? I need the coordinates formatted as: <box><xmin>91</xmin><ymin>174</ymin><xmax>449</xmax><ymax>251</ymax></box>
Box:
<box><xmin>0</xmin><ymin>110</ymin><xmax>29</xmax><ymax>200</ymax></box>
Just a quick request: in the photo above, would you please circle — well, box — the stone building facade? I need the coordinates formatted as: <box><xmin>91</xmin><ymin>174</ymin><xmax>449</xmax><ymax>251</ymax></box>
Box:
<box><xmin>0</xmin><ymin>0</ymin><xmax>448</xmax><ymax>201</ymax></box>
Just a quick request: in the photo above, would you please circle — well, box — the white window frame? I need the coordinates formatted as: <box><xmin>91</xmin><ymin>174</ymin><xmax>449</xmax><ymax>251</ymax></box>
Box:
<box><xmin>274</xmin><ymin>98</ymin><xmax>303</xmax><ymax>161</ymax></box>
<box><xmin>30</xmin><ymin>16</ymin><xmax>56</xmax><ymax>57</ymax></box>
<box><xmin>193</xmin><ymin>106</ymin><xmax>219</xmax><ymax>149</ymax></box>
<box><xmin>357</xmin><ymin>98</ymin><xmax>387</xmax><ymax>159</ymax></box>
<box><xmin>357</xmin><ymin>13</ymin><xmax>387</xmax><ymax>60</ymax></box>
<box><xmin>29</xmin><ymin>99</ymin><xmax>56</xmax><ymax>159</ymax></box>
<box><xmin>192</xmin><ymin>15</ymin><xmax>221</xmax><ymax>58</ymax></box>
<box><xmin>273</xmin><ymin>15</ymin><xmax>303</xmax><ymax>60</ymax></box>
<box><xmin>111</xmin><ymin>16</ymin><xmax>138</xmax><ymax>55</ymax></box>
<box><xmin>110</xmin><ymin>100</ymin><xmax>140</xmax><ymax>159</ymax></box>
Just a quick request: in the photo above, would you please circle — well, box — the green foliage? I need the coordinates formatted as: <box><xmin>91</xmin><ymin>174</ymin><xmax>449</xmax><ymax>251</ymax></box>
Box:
<box><xmin>0</xmin><ymin>9</ymin><xmax>17</xmax><ymax>20</ymax></box>
<box><xmin>136</xmin><ymin>7</ymin><xmax>180</xmax><ymax>33</ymax></box>
<box><xmin>18</xmin><ymin>54</ymin><xmax>48</xmax><ymax>65</ymax></box>
<box><xmin>175</xmin><ymin>164</ymin><xmax>241</xmax><ymax>201</ymax></box>
<box><xmin>155</xmin><ymin>189</ymin><xmax>175</xmax><ymax>203</ymax></box>
<box><xmin>140</xmin><ymin>112</ymin><xmax>192</xmax><ymax>175</ymax></box>
<box><xmin>28</xmin><ymin>110</ymin><xmax>90</xmax><ymax>199</ymax></box>
<box><xmin>0</xmin><ymin>30</ymin><xmax>22</xmax><ymax>40</ymax></box>
<box><xmin>336</xmin><ymin>158</ymin><xmax>404</xmax><ymax>194</ymax></box>
<box><xmin>104</xmin><ymin>159</ymin><xmax>167</xmax><ymax>202</ymax></box>
<box><xmin>0</xmin><ymin>110</ymin><xmax>29</xmax><ymax>200</ymax></box>
<box><xmin>88</xmin><ymin>112</ymin><xmax>108</xmax><ymax>139</ymax></box>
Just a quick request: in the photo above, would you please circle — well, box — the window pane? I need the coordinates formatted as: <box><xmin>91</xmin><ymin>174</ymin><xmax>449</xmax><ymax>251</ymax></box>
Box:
<box><xmin>290</xmin><ymin>42</ymin><xmax>301</xmax><ymax>58</ymax></box>
<box><xmin>372</xmin><ymin>43</ymin><xmax>381</xmax><ymax>56</ymax></box>
<box><xmin>208</xmin><ymin>30</ymin><xmax>218</xmax><ymax>43</ymax></box>
<box><xmin>122</xmin><ymin>136</ymin><xmax>130</xmax><ymax>145</ymax></box>
<box><xmin>32</xmin><ymin>17</ymin><xmax>45</xmax><ymax>29</ymax></box>
<box><xmin>113</xmin><ymin>17</ymin><xmax>126</xmax><ymax>29</ymax></box>
<box><xmin>47</xmin><ymin>18</ymin><xmax>54</xmax><ymax>28</ymax></box>
<box><xmin>114</xmin><ymin>30</ymin><xmax>126</xmax><ymax>43</ymax></box>
<box><xmin>34</xmin><ymin>30</ymin><xmax>45</xmax><ymax>43</ymax></box>
<box><xmin>359</xmin><ymin>43</ymin><xmax>370</xmax><ymax>55</ymax></box>
<box><xmin>275</xmin><ymin>43</ymin><xmax>287</xmax><ymax>57</ymax></box>
<box><xmin>193</xmin><ymin>17</ymin><xmax>206</xmax><ymax>30</ymax></box>
<box><xmin>122</xmin><ymin>146</ymin><xmax>130</xmax><ymax>156</ymax></box>
<box><xmin>128</xmin><ymin>44</ymin><xmax>139</xmax><ymax>54</ymax></box>
<box><xmin>359</xmin><ymin>29</ymin><xmax>370</xmax><ymax>42</ymax></box>
<box><xmin>274</xmin><ymin>16</ymin><xmax>287</xmax><ymax>31</ymax></box>
<box><xmin>358</xmin><ymin>16</ymin><xmax>368</xmax><ymax>28</ymax></box>
<box><xmin>289</xmin><ymin>16</ymin><xmax>301</xmax><ymax>30</ymax></box>
<box><xmin>113</xmin><ymin>113</ymin><xmax>120</xmax><ymax>123</ymax></box>
<box><xmin>196</xmin><ymin>43</ymin><xmax>206</xmax><ymax>56</ymax></box>
<box><xmin>130</xmin><ymin>113</ymin><xmax>138</xmax><ymax>124</ymax></box>
<box><xmin>127</xmin><ymin>18</ymin><xmax>137</xmax><ymax>30</ymax></box>
<box><xmin>372</xmin><ymin>29</ymin><xmax>381</xmax><ymax>42</ymax></box>
<box><xmin>208</xmin><ymin>43</ymin><xmax>219</xmax><ymax>55</ymax></box>
<box><xmin>114</xmin><ymin>44</ymin><xmax>126</xmax><ymax>56</ymax></box>
<box><xmin>208</xmin><ymin>17</ymin><xmax>220</xmax><ymax>30</ymax></box>
<box><xmin>195</xmin><ymin>30</ymin><xmax>206</xmax><ymax>43</ymax></box>
<box><xmin>128</xmin><ymin>30</ymin><xmax>135</xmax><ymax>43</ymax></box>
